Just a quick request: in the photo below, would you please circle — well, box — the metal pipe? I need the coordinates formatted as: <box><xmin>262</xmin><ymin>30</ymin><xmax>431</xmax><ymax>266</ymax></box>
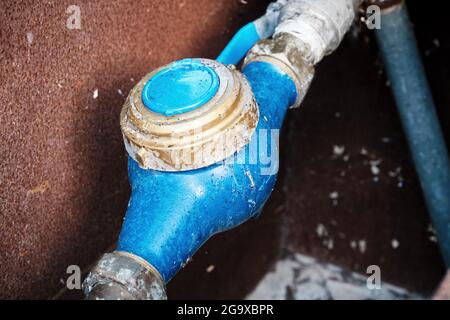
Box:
<box><xmin>374</xmin><ymin>1</ymin><xmax>450</xmax><ymax>265</ymax></box>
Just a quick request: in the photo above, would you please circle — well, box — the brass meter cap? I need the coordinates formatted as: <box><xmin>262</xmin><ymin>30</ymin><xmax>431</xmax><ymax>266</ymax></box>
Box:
<box><xmin>120</xmin><ymin>58</ymin><xmax>259</xmax><ymax>171</ymax></box>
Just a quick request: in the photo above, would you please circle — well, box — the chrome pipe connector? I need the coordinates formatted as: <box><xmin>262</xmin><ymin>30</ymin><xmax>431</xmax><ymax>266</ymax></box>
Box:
<box><xmin>273</xmin><ymin>0</ymin><xmax>358</xmax><ymax>65</ymax></box>
<box><xmin>83</xmin><ymin>251</ymin><xmax>167</xmax><ymax>300</ymax></box>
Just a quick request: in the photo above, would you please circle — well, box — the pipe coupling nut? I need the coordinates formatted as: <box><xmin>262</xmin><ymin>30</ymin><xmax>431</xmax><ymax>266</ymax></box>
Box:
<box><xmin>273</xmin><ymin>0</ymin><xmax>357</xmax><ymax>64</ymax></box>
<box><xmin>244</xmin><ymin>33</ymin><xmax>315</xmax><ymax>108</ymax></box>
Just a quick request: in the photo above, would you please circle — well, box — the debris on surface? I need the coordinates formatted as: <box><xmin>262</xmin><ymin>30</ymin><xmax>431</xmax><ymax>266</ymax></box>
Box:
<box><xmin>388</xmin><ymin>166</ymin><xmax>402</xmax><ymax>177</ymax></box>
<box><xmin>391</xmin><ymin>239</ymin><xmax>400</xmax><ymax>249</ymax></box>
<box><xmin>206</xmin><ymin>265</ymin><xmax>215</xmax><ymax>273</ymax></box>
<box><xmin>388</xmin><ymin>166</ymin><xmax>404</xmax><ymax>188</ymax></box>
<box><xmin>323</xmin><ymin>238</ymin><xmax>334</xmax><ymax>250</ymax></box>
<box><xmin>28</xmin><ymin>180</ymin><xmax>50</xmax><ymax>195</ymax></box>
<box><xmin>427</xmin><ymin>224</ymin><xmax>438</xmax><ymax>243</ymax></box>
<box><xmin>328</xmin><ymin>191</ymin><xmax>339</xmax><ymax>206</ymax></box>
<box><xmin>358</xmin><ymin>240</ymin><xmax>367</xmax><ymax>254</ymax></box>
<box><xmin>332</xmin><ymin>145</ymin><xmax>345</xmax><ymax>158</ymax></box>
<box><xmin>93</xmin><ymin>89</ymin><xmax>98</xmax><ymax>99</ymax></box>
<box><xmin>246</xmin><ymin>253</ymin><xmax>421</xmax><ymax>300</ymax></box>
<box><xmin>328</xmin><ymin>191</ymin><xmax>338</xmax><ymax>200</ymax></box>
<box><xmin>425</xmin><ymin>38</ymin><xmax>441</xmax><ymax>56</ymax></box>
<box><xmin>316</xmin><ymin>224</ymin><xmax>328</xmax><ymax>238</ymax></box>
<box><xmin>316</xmin><ymin>224</ymin><xmax>334</xmax><ymax>250</ymax></box>
<box><xmin>245</xmin><ymin>170</ymin><xmax>255</xmax><ymax>189</ymax></box>
<box><xmin>26</xmin><ymin>32</ymin><xmax>33</xmax><ymax>45</ymax></box>
<box><xmin>370</xmin><ymin>159</ymin><xmax>381</xmax><ymax>176</ymax></box>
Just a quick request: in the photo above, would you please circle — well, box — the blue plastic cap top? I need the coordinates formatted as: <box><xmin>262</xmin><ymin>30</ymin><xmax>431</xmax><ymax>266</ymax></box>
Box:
<box><xmin>141</xmin><ymin>59</ymin><xmax>220</xmax><ymax>116</ymax></box>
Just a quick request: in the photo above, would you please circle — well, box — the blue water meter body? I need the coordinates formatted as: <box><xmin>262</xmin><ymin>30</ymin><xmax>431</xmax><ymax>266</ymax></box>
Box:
<box><xmin>117</xmin><ymin>59</ymin><xmax>298</xmax><ymax>282</ymax></box>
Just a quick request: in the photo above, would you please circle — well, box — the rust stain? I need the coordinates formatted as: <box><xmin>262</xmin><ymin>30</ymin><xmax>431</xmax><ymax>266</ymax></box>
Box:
<box><xmin>28</xmin><ymin>180</ymin><xmax>50</xmax><ymax>195</ymax></box>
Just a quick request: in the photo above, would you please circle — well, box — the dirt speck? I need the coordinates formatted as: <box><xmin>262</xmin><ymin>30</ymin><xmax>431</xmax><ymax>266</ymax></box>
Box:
<box><xmin>28</xmin><ymin>180</ymin><xmax>50</xmax><ymax>195</ymax></box>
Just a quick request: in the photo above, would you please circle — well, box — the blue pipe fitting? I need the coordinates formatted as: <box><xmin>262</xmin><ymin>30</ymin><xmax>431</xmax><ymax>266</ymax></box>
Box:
<box><xmin>375</xmin><ymin>2</ymin><xmax>450</xmax><ymax>265</ymax></box>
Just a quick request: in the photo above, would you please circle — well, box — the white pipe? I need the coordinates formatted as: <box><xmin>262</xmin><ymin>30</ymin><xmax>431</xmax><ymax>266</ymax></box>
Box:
<box><xmin>272</xmin><ymin>0</ymin><xmax>360</xmax><ymax>64</ymax></box>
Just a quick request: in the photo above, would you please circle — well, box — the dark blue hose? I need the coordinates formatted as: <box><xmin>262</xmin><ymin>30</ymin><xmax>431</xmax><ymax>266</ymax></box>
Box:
<box><xmin>375</xmin><ymin>3</ymin><xmax>450</xmax><ymax>265</ymax></box>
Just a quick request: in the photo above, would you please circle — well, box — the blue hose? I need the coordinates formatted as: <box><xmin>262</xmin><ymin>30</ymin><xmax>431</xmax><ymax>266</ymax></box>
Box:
<box><xmin>216</xmin><ymin>22</ymin><xmax>261</xmax><ymax>65</ymax></box>
<box><xmin>375</xmin><ymin>3</ymin><xmax>450</xmax><ymax>265</ymax></box>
